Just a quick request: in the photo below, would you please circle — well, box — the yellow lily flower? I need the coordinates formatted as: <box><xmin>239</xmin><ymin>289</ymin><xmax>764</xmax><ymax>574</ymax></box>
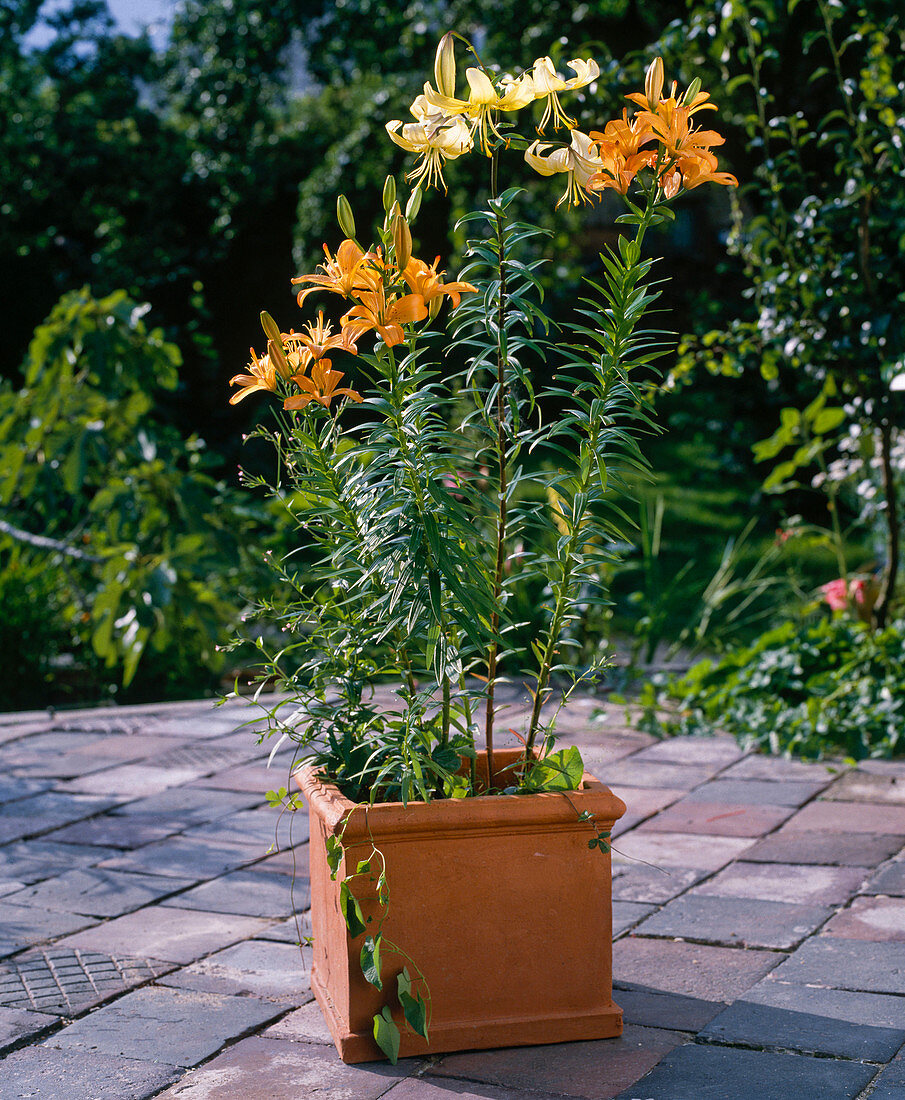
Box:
<box><xmin>524</xmin><ymin>129</ymin><xmax>602</xmax><ymax>207</ymax></box>
<box><xmin>386</xmin><ymin>95</ymin><xmax>474</xmax><ymax>192</ymax></box>
<box><xmin>422</xmin><ymin>67</ymin><xmax>536</xmax><ymax>156</ymax></box>
<box><xmin>531</xmin><ymin>56</ymin><xmax>600</xmax><ymax>134</ymax></box>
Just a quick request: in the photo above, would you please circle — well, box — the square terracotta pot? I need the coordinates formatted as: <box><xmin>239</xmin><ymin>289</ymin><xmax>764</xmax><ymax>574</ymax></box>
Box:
<box><xmin>296</xmin><ymin>747</ymin><xmax>626</xmax><ymax>1063</ymax></box>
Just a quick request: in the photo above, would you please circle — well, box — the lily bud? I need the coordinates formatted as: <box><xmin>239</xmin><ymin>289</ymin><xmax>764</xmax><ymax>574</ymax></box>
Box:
<box><xmin>382</xmin><ymin>175</ymin><xmax>397</xmax><ymax>215</ymax></box>
<box><xmin>259</xmin><ymin>310</ymin><xmax>282</xmax><ymax>346</ymax></box>
<box><xmin>393</xmin><ymin>211</ymin><xmax>413</xmax><ymax>270</ymax></box>
<box><xmin>681</xmin><ymin>76</ymin><xmax>702</xmax><ymax>106</ymax></box>
<box><xmin>434</xmin><ymin>33</ymin><xmax>456</xmax><ymax>99</ymax></box>
<box><xmin>405</xmin><ymin>187</ymin><xmax>423</xmax><ymax>222</ymax></box>
<box><xmin>336</xmin><ymin>194</ymin><xmax>356</xmax><ymax>239</ymax></box>
<box><xmin>644</xmin><ymin>56</ymin><xmax>664</xmax><ymax>109</ymax></box>
<box><xmin>267</xmin><ymin>337</ymin><xmax>292</xmax><ymax>381</ymax></box>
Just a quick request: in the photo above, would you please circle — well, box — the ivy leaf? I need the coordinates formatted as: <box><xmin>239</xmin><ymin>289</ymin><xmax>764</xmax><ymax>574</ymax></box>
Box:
<box><xmin>373</xmin><ymin>1006</ymin><xmax>400</xmax><ymax>1064</ymax></box>
<box><xmin>525</xmin><ymin>746</ymin><xmax>584</xmax><ymax>791</ymax></box>
<box><xmin>397</xmin><ymin>968</ymin><xmax>429</xmax><ymax>1040</ymax></box>
<box><xmin>325</xmin><ymin>835</ymin><xmax>342</xmax><ymax>880</ymax></box>
<box><xmin>339</xmin><ymin>881</ymin><xmax>366</xmax><ymax>938</ymax></box>
<box><xmin>360</xmin><ymin>935</ymin><xmax>382</xmax><ymax>990</ymax></box>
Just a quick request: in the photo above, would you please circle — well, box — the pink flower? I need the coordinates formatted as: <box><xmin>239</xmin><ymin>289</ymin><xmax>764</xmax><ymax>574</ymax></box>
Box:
<box><xmin>820</xmin><ymin>578</ymin><xmax>850</xmax><ymax>611</ymax></box>
<box><xmin>820</xmin><ymin>577</ymin><xmax>874</xmax><ymax>617</ymax></box>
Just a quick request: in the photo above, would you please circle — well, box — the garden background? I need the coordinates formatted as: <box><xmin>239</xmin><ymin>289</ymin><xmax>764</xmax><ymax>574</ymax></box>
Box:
<box><xmin>1</xmin><ymin>0</ymin><xmax>902</xmax><ymax>758</ymax></box>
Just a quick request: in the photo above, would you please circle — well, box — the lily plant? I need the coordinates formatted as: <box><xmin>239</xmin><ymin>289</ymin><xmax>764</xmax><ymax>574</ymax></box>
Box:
<box><xmin>231</xmin><ymin>32</ymin><xmax>736</xmax><ymax>1060</ymax></box>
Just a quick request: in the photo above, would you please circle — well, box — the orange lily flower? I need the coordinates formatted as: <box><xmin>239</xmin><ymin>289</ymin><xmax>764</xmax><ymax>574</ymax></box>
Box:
<box><xmin>402</xmin><ymin>257</ymin><xmax>477</xmax><ymax>308</ymax></box>
<box><xmin>229</xmin><ymin>347</ymin><xmax>279</xmax><ymax>405</ymax></box>
<box><xmin>674</xmin><ymin>150</ymin><xmax>738</xmax><ymax>190</ymax></box>
<box><xmin>291</xmin><ymin>239</ymin><xmax>382</xmax><ymax>307</ymax></box>
<box><xmin>587</xmin><ymin>111</ymin><xmax>657</xmax><ymax>195</ymax></box>
<box><xmin>284</xmin><ymin>312</ymin><xmax>358</xmax><ymax>369</ymax></box>
<box><xmin>283</xmin><ymin>359</ymin><xmax>362</xmax><ymax>410</ymax></box>
<box><xmin>341</xmin><ymin>286</ymin><xmax>428</xmax><ymax>348</ymax></box>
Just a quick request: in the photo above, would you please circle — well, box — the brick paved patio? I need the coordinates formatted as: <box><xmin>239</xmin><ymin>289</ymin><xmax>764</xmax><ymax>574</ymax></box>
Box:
<box><xmin>0</xmin><ymin>693</ymin><xmax>903</xmax><ymax>1099</ymax></box>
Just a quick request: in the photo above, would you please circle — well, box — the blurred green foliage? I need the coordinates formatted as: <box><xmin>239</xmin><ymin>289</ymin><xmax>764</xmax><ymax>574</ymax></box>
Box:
<box><xmin>0</xmin><ymin>288</ymin><xmax>271</xmax><ymax>705</ymax></box>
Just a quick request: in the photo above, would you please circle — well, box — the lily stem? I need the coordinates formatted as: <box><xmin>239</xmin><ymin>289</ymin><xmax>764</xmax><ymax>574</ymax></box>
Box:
<box><xmin>484</xmin><ymin>147</ymin><xmax>509</xmax><ymax>788</ymax></box>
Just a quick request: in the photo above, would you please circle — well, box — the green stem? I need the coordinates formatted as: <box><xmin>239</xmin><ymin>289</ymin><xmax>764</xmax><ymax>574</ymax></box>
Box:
<box><xmin>484</xmin><ymin>147</ymin><xmax>508</xmax><ymax>787</ymax></box>
<box><xmin>524</xmin><ymin>196</ymin><xmax>657</xmax><ymax>755</ymax></box>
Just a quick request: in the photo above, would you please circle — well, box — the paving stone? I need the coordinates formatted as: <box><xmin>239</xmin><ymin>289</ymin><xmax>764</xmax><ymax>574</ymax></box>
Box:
<box><xmin>681</xmin><ymin>778</ymin><xmax>826</xmax><ymax>808</ymax></box>
<box><xmin>868</xmin><ymin>1050</ymin><xmax>905</xmax><ymax>1100</ymax></box>
<box><xmin>160</xmin><ymin>868</ymin><xmax>300</xmax><ymax>919</ymax></box>
<box><xmin>30</xmin><ymin>735</ymin><xmax>180</xmax><ymax>779</ymax></box>
<box><xmin>0</xmin><ymin>792</ymin><xmax>117</xmax><ymax>844</ymax></box>
<box><xmin>700</xmin><ymin>998</ymin><xmax>905</xmax><ymax>1061</ymax></box>
<box><xmin>155</xmin><ymin>1035</ymin><xmax>411</xmax><ymax>1099</ymax></box>
<box><xmin>635</xmin><ymin>894</ymin><xmax>833</xmax><ymax>950</ymax></box>
<box><xmin>0</xmin><ymin>839</ymin><xmax>120</xmax><ymax>885</ymax></box>
<box><xmin>0</xmin><ymin>1046</ymin><xmax>181</xmax><ymax>1099</ymax></box>
<box><xmin>248</xmin><ymin>844</ymin><xmax>309</xmax><ymax>878</ymax></box>
<box><xmin>0</xmin><ymin>947</ymin><xmax>173</xmax><ymax>1016</ymax></box>
<box><xmin>693</xmin><ymin>862</ymin><xmax>867</xmax><ymax>905</ymax></box>
<box><xmin>742</xmin><ymin>831</ymin><xmax>905</xmax><ymax>866</ymax></box>
<box><xmin>57</xmin><ymin>907</ymin><xmax>272</xmax><ymax>964</ymax></box>
<box><xmin>781</xmin><ymin>800</ymin><xmax>905</xmax><ymax>834</ymax></box>
<box><xmin>98</xmin><ymin>835</ymin><xmax>255</xmax><ymax>880</ymax></box>
<box><xmin>724</xmin><ymin>755</ymin><xmax>842</xmax><ymax>782</ymax></box>
<box><xmin>613</xmin><ymin>938</ymin><xmax>783</xmax><ymax>1002</ymax></box>
<box><xmin>742</xmin><ymin>976</ymin><xmax>905</xmax><ymax>1029</ymax></box>
<box><xmin>46</xmin><ymin>984</ymin><xmax>284</xmax><ymax>1066</ymax></box>
<box><xmin>47</xmin><ymin>813</ymin><xmax>180</xmax><ymax>848</ymax></box>
<box><xmin>0</xmin><ymin>777</ymin><xmax>54</xmax><ymax>805</ymax></box>
<box><xmin>428</xmin><ymin>1025</ymin><xmax>684</xmax><ymax>1100</ymax></box>
<box><xmin>263</xmin><ymin>999</ymin><xmax>330</xmax><ymax>1044</ymax></box>
<box><xmin>0</xmin><ymin>730</ymin><xmax>106</xmax><ymax>765</ymax></box>
<box><xmin>771</xmin><ymin>936</ymin><xmax>905</xmax><ymax>993</ymax></box>
<box><xmin>158</xmin><ymin>940</ymin><xmax>310</xmax><ymax>1001</ymax></box>
<box><xmin>110</xmin><ymin>786</ymin><xmax>263</xmax><ymax>822</ymax></box>
<box><xmin>382</xmin><ymin>1079</ymin><xmax>553</xmax><ymax>1100</ymax></box>
<box><xmin>612</xmin><ymin>831</ymin><xmax>754</xmax><ymax>871</ymax></box>
<box><xmin>823</xmin><ymin>896</ymin><xmax>905</xmax><ymax>941</ymax></box>
<box><xmin>4</xmin><ymin>867</ymin><xmax>192</xmax><ymax>917</ymax></box>
<box><xmin>615</xmin><ymin>988</ymin><xmax>724</xmax><ymax>1033</ymax></box>
<box><xmin>573</xmin><ymin>737</ymin><xmax>660</xmax><ymax>768</ymax></box>
<box><xmin>0</xmin><ymin>1004</ymin><xmax>57</xmax><ymax>1053</ymax></box>
<box><xmin>613</xmin><ymin>1040</ymin><xmax>876</xmax><ymax>1100</ymax></box>
<box><xmin>612</xmin><ymin>865</ymin><xmax>706</xmax><ymax>905</ymax></box>
<box><xmin>856</xmin><ymin>758</ymin><xmax>905</xmax><ymax>778</ymax></box>
<box><xmin>255</xmin><ymin>913</ymin><xmax>311</xmax><ymax>945</ymax></box>
<box><xmin>63</xmin><ymin>762</ymin><xmax>217</xmax><ymax>798</ymax></box>
<box><xmin>609</xmin><ymin>787</ymin><xmax>685</xmax><ymax>838</ymax></box>
<box><xmin>0</xmin><ymin>903</ymin><xmax>96</xmax><ymax>957</ymax></box>
<box><xmin>187</xmin><ymin>806</ymin><xmax>306</xmax><ymax>850</ymax></box>
<box><xmin>637</xmin><ymin>800</ymin><xmax>793</xmax><ymax>837</ymax></box>
<box><xmin>863</xmin><ymin>860</ymin><xmax>905</xmax><ymax>896</ymax></box>
<box><xmin>822</xmin><ymin>769</ymin><xmax>905</xmax><ymax>803</ymax></box>
<box><xmin>190</xmin><ymin>761</ymin><xmax>288</xmax><ymax>795</ymax></box>
<box><xmin>631</xmin><ymin>737</ymin><xmax>744</xmax><ymax>767</ymax></box>
<box><xmin>593</xmin><ymin>760</ymin><xmax>714</xmax><ymax>791</ymax></box>
<box><xmin>613</xmin><ymin>901</ymin><xmax>658</xmax><ymax>937</ymax></box>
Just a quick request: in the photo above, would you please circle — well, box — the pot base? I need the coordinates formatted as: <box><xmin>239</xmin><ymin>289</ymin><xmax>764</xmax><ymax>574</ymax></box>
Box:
<box><xmin>311</xmin><ymin>966</ymin><xmax>623</xmax><ymax>1063</ymax></box>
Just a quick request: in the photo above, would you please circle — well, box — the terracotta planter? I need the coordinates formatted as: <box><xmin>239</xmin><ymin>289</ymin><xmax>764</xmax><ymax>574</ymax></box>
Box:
<box><xmin>297</xmin><ymin>747</ymin><xmax>626</xmax><ymax>1063</ymax></box>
